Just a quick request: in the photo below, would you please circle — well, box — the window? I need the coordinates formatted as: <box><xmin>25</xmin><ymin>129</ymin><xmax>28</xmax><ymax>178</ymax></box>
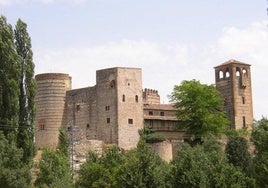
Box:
<box><xmin>160</xmin><ymin>112</ymin><xmax>165</xmax><ymax>116</ymax></box>
<box><xmin>219</xmin><ymin>71</ymin><xmax>223</xmax><ymax>79</ymax></box>
<box><xmin>236</xmin><ymin>67</ymin><xmax>241</xmax><ymax>77</ymax></box>
<box><xmin>122</xmin><ymin>95</ymin><xmax>125</xmax><ymax>102</ymax></box>
<box><xmin>76</xmin><ymin>105</ymin><xmax>81</xmax><ymax>112</ymax></box>
<box><xmin>242</xmin><ymin>68</ymin><xmax>247</xmax><ymax>75</ymax></box>
<box><xmin>107</xmin><ymin>118</ymin><xmax>110</xmax><ymax>124</ymax></box>
<box><xmin>128</xmin><ymin>119</ymin><xmax>133</xmax><ymax>124</ymax></box>
<box><xmin>149</xmin><ymin>111</ymin><xmax>153</xmax><ymax>115</ymax></box>
<box><xmin>226</xmin><ymin>71</ymin><xmax>230</xmax><ymax>78</ymax></box>
<box><xmin>40</xmin><ymin>124</ymin><xmax>45</xmax><ymax>130</ymax></box>
<box><xmin>135</xmin><ymin>95</ymin><xmax>138</xmax><ymax>102</ymax></box>
<box><xmin>243</xmin><ymin>116</ymin><xmax>246</xmax><ymax>128</ymax></box>
<box><xmin>105</xmin><ymin>106</ymin><xmax>110</xmax><ymax>111</ymax></box>
<box><xmin>87</xmin><ymin>124</ymin><xmax>90</xmax><ymax>129</ymax></box>
<box><xmin>242</xmin><ymin>96</ymin><xmax>245</xmax><ymax>104</ymax></box>
<box><xmin>110</xmin><ymin>80</ymin><xmax>115</xmax><ymax>88</ymax></box>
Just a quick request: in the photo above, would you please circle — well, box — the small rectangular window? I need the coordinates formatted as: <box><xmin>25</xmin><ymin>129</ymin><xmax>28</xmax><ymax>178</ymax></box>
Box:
<box><xmin>243</xmin><ymin>116</ymin><xmax>246</xmax><ymax>128</ymax></box>
<box><xmin>160</xmin><ymin>112</ymin><xmax>165</xmax><ymax>116</ymax></box>
<box><xmin>135</xmin><ymin>95</ymin><xmax>138</xmax><ymax>102</ymax></box>
<box><xmin>107</xmin><ymin>118</ymin><xmax>110</xmax><ymax>124</ymax></box>
<box><xmin>87</xmin><ymin>124</ymin><xmax>90</xmax><ymax>129</ymax></box>
<box><xmin>242</xmin><ymin>96</ymin><xmax>245</xmax><ymax>104</ymax></box>
<box><xmin>149</xmin><ymin>111</ymin><xmax>153</xmax><ymax>115</ymax></box>
<box><xmin>40</xmin><ymin>124</ymin><xmax>45</xmax><ymax>130</ymax></box>
<box><xmin>122</xmin><ymin>95</ymin><xmax>125</xmax><ymax>102</ymax></box>
<box><xmin>128</xmin><ymin>119</ymin><xmax>133</xmax><ymax>124</ymax></box>
<box><xmin>76</xmin><ymin>105</ymin><xmax>81</xmax><ymax>112</ymax></box>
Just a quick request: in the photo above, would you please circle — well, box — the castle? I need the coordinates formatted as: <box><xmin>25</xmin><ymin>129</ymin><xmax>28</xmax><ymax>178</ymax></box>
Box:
<box><xmin>34</xmin><ymin>59</ymin><xmax>253</xmax><ymax>152</ymax></box>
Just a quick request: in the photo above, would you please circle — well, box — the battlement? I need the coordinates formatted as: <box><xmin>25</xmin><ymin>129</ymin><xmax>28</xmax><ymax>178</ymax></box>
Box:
<box><xmin>143</xmin><ymin>88</ymin><xmax>160</xmax><ymax>104</ymax></box>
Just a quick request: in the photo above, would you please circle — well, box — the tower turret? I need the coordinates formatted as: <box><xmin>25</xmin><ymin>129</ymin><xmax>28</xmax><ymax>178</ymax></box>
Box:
<box><xmin>214</xmin><ymin>59</ymin><xmax>253</xmax><ymax>129</ymax></box>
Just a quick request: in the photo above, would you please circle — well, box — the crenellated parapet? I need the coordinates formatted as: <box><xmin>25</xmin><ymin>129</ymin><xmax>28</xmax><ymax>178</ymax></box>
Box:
<box><xmin>143</xmin><ymin>88</ymin><xmax>160</xmax><ymax>104</ymax></box>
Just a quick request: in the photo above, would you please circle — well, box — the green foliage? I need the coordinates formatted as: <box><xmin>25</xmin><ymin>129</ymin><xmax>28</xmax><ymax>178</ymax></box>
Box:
<box><xmin>116</xmin><ymin>140</ymin><xmax>169</xmax><ymax>188</ymax></box>
<box><xmin>0</xmin><ymin>15</ymin><xmax>20</xmax><ymax>136</ymax></box>
<box><xmin>57</xmin><ymin>128</ymin><xmax>70</xmax><ymax>157</ymax></box>
<box><xmin>139</xmin><ymin>125</ymin><xmax>165</xmax><ymax>143</ymax></box>
<box><xmin>170</xmin><ymin>139</ymin><xmax>254</xmax><ymax>188</ymax></box>
<box><xmin>251</xmin><ymin>117</ymin><xmax>268</xmax><ymax>153</ymax></box>
<box><xmin>169</xmin><ymin>80</ymin><xmax>229</xmax><ymax>137</ymax></box>
<box><xmin>15</xmin><ymin>19</ymin><xmax>36</xmax><ymax>163</ymax></box>
<box><xmin>76</xmin><ymin>142</ymin><xmax>169</xmax><ymax>188</ymax></box>
<box><xmin>0</xmin><ymin>131</ymin><xmax>31</xmax><ymax>188</ymax></box>
<box><xmin>35</xmin><ymin>149</ymin><xmax>72</xmax><ymax>188</ymax></box>
<box><xmin>251</xmin><ymin>117</ymin><xmax>268</xmax><ymax>187</ymax></box>
<box><xmin>76</xmin><ymin>146</ymin><xmax>123</xmax><ymax>188</ymax></box>
<box><xmin>225</xmin><ymin>136</ymin><xmax>252</xmax><ymax>173</ymax></box>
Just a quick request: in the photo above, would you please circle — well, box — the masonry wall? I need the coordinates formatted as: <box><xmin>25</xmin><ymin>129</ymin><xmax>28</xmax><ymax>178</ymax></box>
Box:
<box><xmin>35</xmin><ymin>73</ymin><xmax>71</xmax><ymax>148</ymax></box>
<box><xmin>96</xmin><ymin>68</ymin><xmax>119</xmax><ymax>144</ymax></box>
<box><xmin>215</xmin><ymin>60</ymin><xmax>253</xmax><ymax>129</ymax></box>
<box><xmin>116</xmin><ymin>68</ymin><xmax>143</xmax><ymax>149</ymax></box>
<box><xmin>64</xmin><ymin>86</ymin><xmax>97</xmax><ymax>143</ymax></box>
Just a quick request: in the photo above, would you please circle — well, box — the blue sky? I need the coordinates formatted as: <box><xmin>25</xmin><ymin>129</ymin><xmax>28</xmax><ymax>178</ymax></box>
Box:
<box><xmin>1</xmin><ymin>0</ymin><xmax>267</xmax><ymax>119</ymax></box>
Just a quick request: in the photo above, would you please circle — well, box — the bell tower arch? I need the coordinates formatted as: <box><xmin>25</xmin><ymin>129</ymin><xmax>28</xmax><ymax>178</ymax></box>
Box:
<box><xmin>214</xmin><ymin>59</ymin><xmax>253</xmax><ymax>129</ymax></box>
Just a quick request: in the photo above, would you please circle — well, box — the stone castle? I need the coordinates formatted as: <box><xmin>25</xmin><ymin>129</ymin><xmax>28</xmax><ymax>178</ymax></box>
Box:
<box><xmin>34</xmin><ymin>59</ymin><xmax>254</xmax><ymax>154</ymax></box>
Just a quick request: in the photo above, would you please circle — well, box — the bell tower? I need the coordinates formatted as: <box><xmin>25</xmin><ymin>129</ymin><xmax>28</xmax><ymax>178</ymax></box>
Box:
<box><xmin>214</xmin><ymin>59</ymin><xmax>253</xmax><ymax>129</ymax></box>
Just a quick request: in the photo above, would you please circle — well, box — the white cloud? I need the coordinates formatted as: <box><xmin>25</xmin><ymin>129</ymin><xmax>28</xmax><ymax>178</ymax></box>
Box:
<box><xmin>209</xmin><ymin>20</ymin><xmax>268</xmax><ymax>119</ymax></box>
<box><xmin>34</xmin><ymin>20</ymin><xmax>268</xmax><ymax>120</ymax></box>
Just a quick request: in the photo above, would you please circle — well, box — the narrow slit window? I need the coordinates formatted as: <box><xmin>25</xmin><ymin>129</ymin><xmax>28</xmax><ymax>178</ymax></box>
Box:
<box><xmin>243</xmin><ymin>116</ymin><xmax>246</xmax><ymax>128</ymax></box>
<box><xmin>135</xmin><ymin>95</ymin><xmax>138</xmax><ymax>102</ymax></box>
<box><xmin>122</xmin><ymin>95</ymin><xmax>125</xmax><ymax>102</ymax></box>
<box><xmin>242</xmin><ymin>96</ymin><xmax>245</xmax><ymax>104</ymax></box>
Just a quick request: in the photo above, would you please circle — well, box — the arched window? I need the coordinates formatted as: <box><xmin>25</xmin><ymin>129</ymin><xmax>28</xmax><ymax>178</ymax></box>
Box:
<box><xmin>219</xmin><ymin>71</ymin><xmax>224</xmax><ymax>79</ymax></box>
<box><xmin>225</xmin><ymin>68</ymin><xmax>230</xmax><ymax>78</ymax></box>
<box><xmin>135</xmin><ymin>95</ymin><xmax>138</xmax><ymax>102</ymax></box>
<box><xmin>242</xmin><ymin>68</ymin><xmax>247</xmax><ymax>76</ymax></box>
<box><xmin>236</xmin><ymin>67</ymin><xmax>241</xmax><ymax>77</ymax></box>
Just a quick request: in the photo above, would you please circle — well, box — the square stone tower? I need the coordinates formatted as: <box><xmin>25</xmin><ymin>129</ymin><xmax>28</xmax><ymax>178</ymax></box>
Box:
<box><xmin>96</xmin><ymin>67</ymin><xmax>143</xmax><ymax>149</ymax></box>
<box><xmin>214</xmin><ymin>59</ymin><xmax>253</xmax><ymax>129</ymax></box>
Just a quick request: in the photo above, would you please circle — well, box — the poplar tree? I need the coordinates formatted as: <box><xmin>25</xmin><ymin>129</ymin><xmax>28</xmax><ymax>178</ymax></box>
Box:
<box><xmin>14</xmin><ymin>19</ymin><xmax>36</xmax><ymax>163</ymax></box>
<box><xmin>0</xmin><ymin>15</ymin><xmax>20</xmax><ymax>137</ymax></box>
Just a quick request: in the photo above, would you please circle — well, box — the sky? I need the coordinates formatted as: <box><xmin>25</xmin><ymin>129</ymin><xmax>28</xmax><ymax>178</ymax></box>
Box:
<box><xmin>0</xmin><ymin>0</ymin><xmax>267</xmax><ymax>120</ymax></box>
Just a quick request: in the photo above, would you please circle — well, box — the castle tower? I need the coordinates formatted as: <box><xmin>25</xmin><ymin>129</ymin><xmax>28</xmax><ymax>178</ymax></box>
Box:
<box><xmin>96</xmin><ymin>67</ymin><xmax>143</xmax><ymax>149</ymax></box>
<box><xmin>35</xmin><ymin>73</ymin><xmax>71</xmax><ymax>148</ymax></box>
<box><xmin>214</xmin><ymin>59</ymin><xmax>253</xmax><ymax>129</ymax></box>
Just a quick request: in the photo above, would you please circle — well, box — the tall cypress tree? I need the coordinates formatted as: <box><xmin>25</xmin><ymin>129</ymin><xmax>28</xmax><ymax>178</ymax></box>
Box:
<box><xmin>14</xmin><ymin>19</ymin><xmax>36</xmax><ymax>163</ymax></box>
<box><xmin>0</xmin><ymin>15</ymin><xmax>20</xmax><ymax>137</ymax></box>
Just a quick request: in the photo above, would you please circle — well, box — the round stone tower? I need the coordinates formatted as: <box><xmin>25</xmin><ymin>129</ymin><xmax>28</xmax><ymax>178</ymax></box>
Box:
<box><xmin>35</xmin><ymin>73</ymin><xmax>71</xmax><ymax>149</ymax></box>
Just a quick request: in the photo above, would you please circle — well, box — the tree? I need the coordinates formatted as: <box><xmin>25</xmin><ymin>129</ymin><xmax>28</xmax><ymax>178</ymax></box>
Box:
<box><xmin>225</xmin><ymin>136</ymin><xmax>252</xmax><ymax>173</ymax></box>
<box><xmin>76</xmin><ymin>146</ymin><xmax>125</xmax><ymax>187</ymax></box>
<box><xmin>169</xmin><ymin>139</ymin><xmax>254</xmax><ymax>188</ymax></box>
<box><xmin>169</xmin><ymin>79</ymin><xmax>229</xmax><ymax>138</ymax></box>
<box><xmin>35</xmin><ymin>149</ymin><xmax>72</xmax><ymax>188</ymax></box>
<box><xmin>139</xmin><ymin>125</ymin><xmax>165</xmax><ymax>143</ymax></box>
<box><xmin>0</xmin><ymin>16</ymin><xmax>20</xmax><ymax>136</ymax></box>
<box><xmin>251</xmin><ymin>117</ymin><xmax>268</xmax><ymax>187</ymax></box>
<box><xmin>0</xmin><ymin>131</ymin><xmax>31</xmax><ymax>188</ymax></box>
<box><xmin>57</xmin><ymin>127</ymin><xmax>70</xmax><ymax>157</ymax></box>
<box><xmin>14</xmin><ymin>19</ymin><xmax>36</xmax><ymax>163</ymax></box>
<box><xmin>116</xmin><ymin>141</ymin><xmax>168</xmax><ymax>188</ymax></box>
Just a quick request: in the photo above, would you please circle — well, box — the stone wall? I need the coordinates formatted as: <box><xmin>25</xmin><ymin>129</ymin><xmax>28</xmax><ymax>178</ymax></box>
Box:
<box><xmin>35</xmin><ymin>73</ymin><xmax>71</xmax><ymax>149</ymax></box>
<box><xmin>215</xmin><ymin>60</ymin><xmax>253</xmax><ymax>129</ymax></box>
